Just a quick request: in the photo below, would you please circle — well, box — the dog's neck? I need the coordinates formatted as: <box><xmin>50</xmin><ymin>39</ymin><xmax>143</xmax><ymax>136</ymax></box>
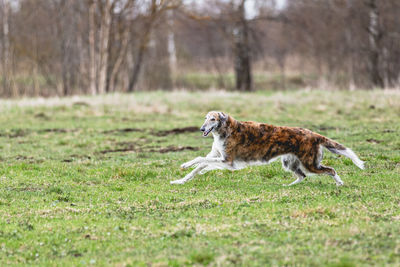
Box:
<box><xmin>212</xmin><ymin>115</ymin><xmax>237</xmax><ymax>140</ymax></box>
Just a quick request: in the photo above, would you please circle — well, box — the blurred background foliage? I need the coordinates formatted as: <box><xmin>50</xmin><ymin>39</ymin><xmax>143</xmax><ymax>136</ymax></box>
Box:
<box><xmin>1</xmin><ymin>0</ymin><xmax>400</xmax><ymax>97</ymax></box>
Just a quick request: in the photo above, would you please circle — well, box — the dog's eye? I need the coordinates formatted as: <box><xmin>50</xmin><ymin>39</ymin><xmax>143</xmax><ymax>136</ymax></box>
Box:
<box><xmin>210</xmin><ymin>118</ymin><xmax>215</xmax><ymax>121</ymax></box>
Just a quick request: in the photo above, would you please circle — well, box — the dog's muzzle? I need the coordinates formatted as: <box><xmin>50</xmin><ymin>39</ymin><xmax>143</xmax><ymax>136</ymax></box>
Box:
<box><xmin>200</xmin><ymin>126</ymin><xmax>213</xmax><ymax>137</ymax></box>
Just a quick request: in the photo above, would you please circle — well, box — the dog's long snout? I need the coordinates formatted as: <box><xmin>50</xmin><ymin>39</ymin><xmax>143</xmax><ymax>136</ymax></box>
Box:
<box><xmin>200</xmin><ymin>126</ymin><xmax>205</xmax><ymax>132</ymax></box>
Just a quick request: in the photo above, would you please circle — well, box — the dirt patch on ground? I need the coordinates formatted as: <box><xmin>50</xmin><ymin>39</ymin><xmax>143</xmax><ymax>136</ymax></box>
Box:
<box><xmin>382</xmin><ymin>129</ymin><xmax>395</xmax><ymax>133</ymax></box>
<box><xmin>34</xmin><ymin>112</ymin><xmax>50</xmax><ymax>120</ymax></box>
<box><xmin>317</xmin><ymin>126</ymin><xmax>338</xmax><ymax>131</ymax></box>
<box><xmin>62</xmin><ymin>154</ymin><xmax>92</xmax><ymax>162</ymax></box>
<box><xmin>99</xmin><ymin>147</ymin><xmax>140</xmax><ymax>154</ymax></box>
<box><xmin>366</xmin><ymin>138</ymin><xmax>382</xmax><ymax>144</ymax></box>
<box><xmin>0</xmin><ymin>128</ymin><xmax>78</xmax><ymax>138</ymax></box>
<box><xmin>0</xmin><ymin>129</ymin><xmax>30</xmax><ymax>138</ymax></box>
<box><xmin>153</xmin><ymin>126</ymin><xmax>199</xmax><ymax>136</ymax></box>
<box><xmin>99</xmin><ymin>144</ymin><xmax>199</xmax><ymax>154</ymax></box>
<box><xmin>307</xmin><ymin>125</ymin><xmax>339</xmax><ymax>131</ymax></box>
<box><xmin>102</xmin><ymin>126</ymin><xmax>199</xmax><ymax>137</ymax></box>
<box><xmin>14</xmin><ymin>155</ymin><xmax>44</xmax><ymax>163</ymax></box>
<box><xmin>39</xmin><ymin>128</ymin><xmax>72</xmax><ymax>133</ymax></box>
<box><xmin>151</xmin><ymin>146</ymin><xmax>199</xmax><ymax>153</ymax></box>
<box><xmin>103</xmin><ymin>128</ymin><xmax>143</xmax><ymax>134</ymax></box>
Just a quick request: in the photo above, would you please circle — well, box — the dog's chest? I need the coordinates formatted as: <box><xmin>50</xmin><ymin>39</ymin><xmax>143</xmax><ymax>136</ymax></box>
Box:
<box><xmin>212</xmin><ymin>134</ymin><xmax>225</xmax><ymax>156</ymax></box>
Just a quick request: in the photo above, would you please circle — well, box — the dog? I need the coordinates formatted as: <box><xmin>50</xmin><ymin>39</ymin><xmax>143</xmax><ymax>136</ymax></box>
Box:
<box><xmin>170</xmin><ymin>111</ymin><xmax>364</xmax><ymax>186</ymax></box>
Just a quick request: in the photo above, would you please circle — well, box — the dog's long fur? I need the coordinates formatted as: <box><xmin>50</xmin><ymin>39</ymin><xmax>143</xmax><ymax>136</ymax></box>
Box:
<box><xmin>170</xmin><ymin>111</ymin><xmax>364</xmax><ymax>186</ymax></box>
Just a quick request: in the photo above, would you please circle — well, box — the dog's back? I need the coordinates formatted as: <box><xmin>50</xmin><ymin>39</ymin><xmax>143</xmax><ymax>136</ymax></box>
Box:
<box><xmin>220</xmin><ymin>116</ymin><xmax>325</xmax><ymax>164</ymax></box>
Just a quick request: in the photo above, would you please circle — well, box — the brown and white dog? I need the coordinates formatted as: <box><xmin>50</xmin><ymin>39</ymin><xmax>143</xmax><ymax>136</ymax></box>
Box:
<box><xmin>170</xmin><ymin>111</ymin><xmax>364</xmax><ymax>186</ymax></box>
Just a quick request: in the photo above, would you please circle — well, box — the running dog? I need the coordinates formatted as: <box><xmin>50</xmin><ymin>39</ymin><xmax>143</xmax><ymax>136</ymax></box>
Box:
<box><xmin>170</xmin><ymin>111</ymin><xmax>365</xmax><ymax>186</ymax></box>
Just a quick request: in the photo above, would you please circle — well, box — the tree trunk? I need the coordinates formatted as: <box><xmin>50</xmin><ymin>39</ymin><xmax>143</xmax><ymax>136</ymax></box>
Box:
<box><xmin>88</xmin><ymin>0</ymin><xmax>97</xmax><ymax>95</ymax></box>
<box><xmin>58</xmin><ymin>0</ymin><xmax>71</xmax><ymax>96</ymax></box>
<box><xmin>108</xmin><ymin>25</ymin><xmax>130</xmax><ymax>92</ymax></box>
<box><xmin>206</xmin><ymin>28</ymin><xmax>226</xmax><ymax>88</ymax></box>
<box><xmin>128</xmin><ymin>0</ymin><xmax>157</xmax><ymax>92</ymax></box>
<box><xmin>97</xmin><ymin>0</ymin><xmax>112</xmax><ymax>94</ymax></box>
<box><xmin>167</xmin><ymin>9</ymin><xmax>177</xmax><ymax>81</ymax></box>
<box><xmin>2</xmin><ymin>0</ymin><xmax>11</xmax><ymax>95</ymax></box>
<box><xmin>278</xmin><ymin>58</ymin><xmax>286</xmax><ymax>90</ymax></box>
<box><xmin>105</xmin><ymin>13</ymin><xmax>114</xmax><ymax>93</ymax></box>
<box><xmin>77</xmin><ymin>33</ymin><xmax>85</xmax><ymax>89</ymax></box>
<box><xmin>233</xmin><ymin>0</ymin><xmax>252</xmax><ymax>91</ymax></box>
<box><xmin>366</xmin><ymin>0</ymin><xmax>384</xmax><ymax>88</ymax></box>
<box><xmin>128</xmin><ymin>44</ymin><xmax>146</xmax><ymax>92</ymax></box>
<box><xmin>345</xmin><ymin>0</ymin><xmax>356</xmax><ymax>90</ymax></box>
<box><xmin>61</xmin><ymin>41</ymin><xmax>70</xmax><ymax>96</ymax></box>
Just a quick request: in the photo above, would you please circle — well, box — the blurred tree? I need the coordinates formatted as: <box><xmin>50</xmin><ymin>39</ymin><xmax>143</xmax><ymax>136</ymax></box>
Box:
<box><xmin>128</xmin><ymin>0</ymin><xmax>159</xmax><ymax>92</ymax></box>
<box><xmin>366</xmin><ymin>0</ymin><xmax>384</xmax><ymax>88</ymax></box>
<box><xmin>233</xmin><ymin>0</ymin><xmax>252</xmax><ymax>91</ymax></box>
<box><xmin>1</xmin><ymin>0</ymin><xmax>400</xmax><ymax>97</ymax></box>
<box><xmin>88</xmin><ymin>0</ymin><xmax>97</xmax><ymax>95</ymax></box>
<box><xmin>128</xmin><ymin>0</ymin><xmax>181</xmax><ymax>92</ymax></box>
<box><xmin>97</xmin><ymin>0</ymin><xmax>112</xmax><ymax>94</ymax></box>
<box><xmin>106</xmin><ymin>0</ymin><xmax>134</xmax><ymax>92</ymax></box>
<box><xmin>1</xmin><ymin>0</ymin><xmax>13</xmax><ymax>96</ymax></box>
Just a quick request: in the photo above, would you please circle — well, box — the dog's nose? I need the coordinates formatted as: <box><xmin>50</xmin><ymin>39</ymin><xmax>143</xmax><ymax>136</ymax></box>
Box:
<box><xmin>200</xmin><ymin>126</ymin><xmax>205</xmax><ymax>132</ymax></box>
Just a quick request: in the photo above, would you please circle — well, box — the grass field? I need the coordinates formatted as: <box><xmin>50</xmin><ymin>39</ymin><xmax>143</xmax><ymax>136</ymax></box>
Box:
<box><xmin>0</xmin><ymin>90</ymin><xmax>399</xmax><ymax>266</ymax></box>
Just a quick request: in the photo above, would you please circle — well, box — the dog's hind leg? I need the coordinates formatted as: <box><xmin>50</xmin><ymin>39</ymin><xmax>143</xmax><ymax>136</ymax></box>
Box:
<box><xmin>282</xmin><ymin>155</ymin><xmax>307</xmax><ymax>186</ymax></box>
<box><xmin>283</xmin><ymin>168</ymin><xmax>306</xmax><ymax>186</ymax></box>
<box><xmin>306</xmin><ymin>164</ymin><xmax>343</xmax><ymax>186</ymax></box>
<box><xmin>302</xmin><ymin>148</ymin><xmax>344</xmax><ymax>186</ymax></box>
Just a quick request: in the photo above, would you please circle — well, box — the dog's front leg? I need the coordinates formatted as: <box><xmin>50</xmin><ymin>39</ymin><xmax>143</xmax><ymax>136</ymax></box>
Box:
<box><xmin>171</xmin><ymin>160</ymin><xmax>236</xmax><ymax>185</ymax></box>
<box><xmin>186</xmin><ymin>157</ymin><xmax>235</xmax><ymax>170</ymax></box>
<box><xmin>199</xmin><ymin>162</ymin><xmax>226</xmax><ymax>174</ymax></box>
<box><xmin>171</xmin><ymin>163</ymin><xmax>207</xmax><ymax>184</ymax></box>
<box><xmin>181</xmin><ymin>149</ymin><xmax>219</xmax><ymax>169</ymax></box>
<box><xmin>180</xmin><ymin>156</ymin><xmax>205</xmax><ymax>169</ymax></box>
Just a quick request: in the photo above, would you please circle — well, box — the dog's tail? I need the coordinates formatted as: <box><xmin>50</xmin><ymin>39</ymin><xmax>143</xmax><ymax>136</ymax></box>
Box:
<box><xmin>322</xmin><ymin>138</ymin><xmax>365</xmax><ymax>169</ymax></box>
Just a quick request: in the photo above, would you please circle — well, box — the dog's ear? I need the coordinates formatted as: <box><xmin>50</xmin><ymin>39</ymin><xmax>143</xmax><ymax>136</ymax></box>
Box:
<box><xmin>218</xmin><ymin>112</ymin><xmax>227</xmax><ymax>122</ymax></box>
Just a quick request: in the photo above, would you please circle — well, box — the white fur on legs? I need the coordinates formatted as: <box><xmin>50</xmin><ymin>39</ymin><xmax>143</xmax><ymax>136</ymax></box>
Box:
<box><xmin>283</xmin><ymin>173</ymin><xmax>305</xmax><ymax>186</ymax></box>
<box><xmin>333</xmin><ymin>174</ymin><xmax>344</xmax><ymax>186</ymax></box>
<box><xmin>181</xmin><ymin>155</ymin><xmax>228</xmax><ymax>169</ymax></box>
<box><xmin>199</xmin><ymin>165</ymin><xmax>217</xmax><ymax>175</ymax></box>
<box><xmin>171</xmin><ymin>164</ymin><xmax>207</xmax><ymax>184</ymax></box>
<box><xmin>283</xmin><ymin>177</ymin><xmax>304</xmax><ymax>187</ymax></box>
<box><xmin>198</xmin><ymin>162</ymin><xmax>230</xmax><ymax>174</ymax></box>
<box><xmin>181</xmin><ymin>157</ymin><xmax>205</xmax><ymax>169</ymax></box>
<box><xmin>172</xmin><ymin>160</ymin><xmax>235</xmax><ymax>185</ymax></box>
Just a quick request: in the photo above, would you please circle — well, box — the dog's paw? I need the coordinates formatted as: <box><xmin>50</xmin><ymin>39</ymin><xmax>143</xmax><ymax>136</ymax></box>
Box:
<box><xmin>336</xmin><ymin>181</ymin><xmax>344</xmax><ymax>186</ymax></box>
<box><xmin>170</xmin><ymin>179</ymin><xmax>186</xmax><ymax>185</ymax></box>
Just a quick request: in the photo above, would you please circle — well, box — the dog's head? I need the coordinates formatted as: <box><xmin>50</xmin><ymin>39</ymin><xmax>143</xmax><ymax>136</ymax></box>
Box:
<box><xmin>200</xmin><ymin>111</ymin><xmax>228</xmax><ymax>137</ymax></box>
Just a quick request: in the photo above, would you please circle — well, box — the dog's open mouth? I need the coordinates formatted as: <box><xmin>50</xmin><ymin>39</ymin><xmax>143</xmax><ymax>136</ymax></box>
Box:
<box><xmin>202</xmin><ymin>127</ymin><xmax>214</xmax><ymax>137</ymax></box>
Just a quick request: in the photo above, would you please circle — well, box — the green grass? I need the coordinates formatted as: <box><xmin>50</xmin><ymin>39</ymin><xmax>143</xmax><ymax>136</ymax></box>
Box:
<box><xmin>0</xmin><ymin>90</ymin><xmax>399</xmax><ymax>266</ymax></box>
